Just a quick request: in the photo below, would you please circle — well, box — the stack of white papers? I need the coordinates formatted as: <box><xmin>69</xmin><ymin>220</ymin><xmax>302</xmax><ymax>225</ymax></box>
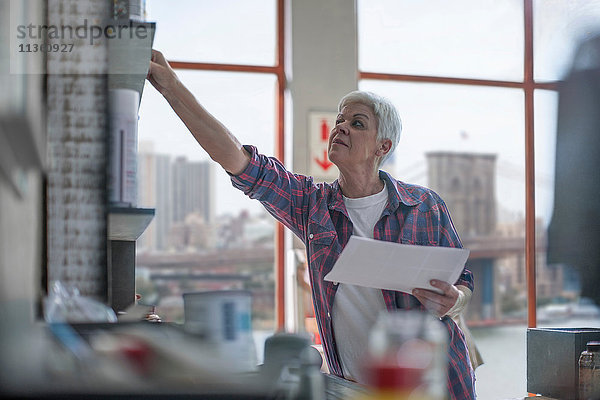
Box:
<box><xmin>324</xmin><ymin>236</ymin><xmax>470</xmax><ymax>294</ymax></box>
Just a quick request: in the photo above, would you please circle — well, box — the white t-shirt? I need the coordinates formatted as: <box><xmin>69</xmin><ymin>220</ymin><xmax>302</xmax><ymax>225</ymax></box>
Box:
<box><xmin>332</xmin><ymin>182</ymin><xmax>388</xmax><ymax>383</ymax></box>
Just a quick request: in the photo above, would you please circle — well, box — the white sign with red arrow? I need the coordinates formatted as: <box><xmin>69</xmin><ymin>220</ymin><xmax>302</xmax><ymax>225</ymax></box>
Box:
<box><xmin>308</xmin><ymin>112</ymin><xmax>338</xmax><ymax>180</ymax></box>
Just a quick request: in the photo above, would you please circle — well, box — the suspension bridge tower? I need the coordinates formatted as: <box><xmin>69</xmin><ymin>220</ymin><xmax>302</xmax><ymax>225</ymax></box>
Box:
<box><xmin>426</xmin><ymin>152</ymin><xmax>497</xmax><ymax>320</ymax></box>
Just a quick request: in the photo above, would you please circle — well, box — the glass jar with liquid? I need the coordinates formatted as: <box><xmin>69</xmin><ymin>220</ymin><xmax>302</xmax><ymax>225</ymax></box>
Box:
<box><xmin>361</xmin><ymin>310</ymin><xmax>448</xmax><ymax>400</ymax></box>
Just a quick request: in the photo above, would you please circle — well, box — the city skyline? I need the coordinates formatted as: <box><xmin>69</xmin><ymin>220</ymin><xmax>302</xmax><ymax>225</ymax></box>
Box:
<box><xmin>136</xmin><ymin>134</ymin><xmax>554</xmax><ymax>229</ymax></box>
<box><xmin>137</xmin><ymin>143</ymin><xmax>274</xmax><ymax>253</ymax></box>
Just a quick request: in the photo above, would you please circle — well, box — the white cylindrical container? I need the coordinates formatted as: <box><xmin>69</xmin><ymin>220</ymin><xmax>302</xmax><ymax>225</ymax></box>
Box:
<box><xmin>108</xmin><ymin>89</ymin><xmax>139</xmax><ymax>207</ymax></box>
<box><xmin>183</xmin><ymin>290</ymin><xmax>256</xmax><ymax>371</ymax></box>
<box><xmin>128</xmin><ymin>0</ymin><xmax>147</xmax><ymax>21</ymax></box>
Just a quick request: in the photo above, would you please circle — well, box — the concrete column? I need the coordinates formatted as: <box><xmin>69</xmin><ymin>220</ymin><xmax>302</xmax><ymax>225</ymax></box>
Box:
<box><xmin>289</xmin><ymin>0</ymin><xmax>358</xmax><ymax>180</ymax></box>
<box><xmin>285</xmin><ymin>0</ymin><xmax>358</xmax><ymax>331</ymax></box>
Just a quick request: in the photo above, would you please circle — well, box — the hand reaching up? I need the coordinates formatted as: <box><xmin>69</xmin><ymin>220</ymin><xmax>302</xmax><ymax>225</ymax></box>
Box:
<box><xmin>147</xmin><ymin>49</ymin><xmax>179</xmax><ymax>96</ymax></box>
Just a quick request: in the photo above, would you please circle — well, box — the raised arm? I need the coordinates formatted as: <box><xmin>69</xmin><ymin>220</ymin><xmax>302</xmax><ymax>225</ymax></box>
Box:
<box><xmin>146</xmin><ymin>50</ymin><xmax>250</xmax><ymax>175</ymax></box>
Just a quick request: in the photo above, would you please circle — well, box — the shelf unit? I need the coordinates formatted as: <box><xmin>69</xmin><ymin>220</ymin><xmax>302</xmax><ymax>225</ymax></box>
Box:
<box><xmin>104</xmin><ymin>14</ymin><xmax>156</xmax><ymax>312</ymax></box>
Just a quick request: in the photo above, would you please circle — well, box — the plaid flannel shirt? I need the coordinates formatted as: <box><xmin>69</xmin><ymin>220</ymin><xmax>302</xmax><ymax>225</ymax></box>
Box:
<box><xmin>231</xmin><ymin>145</ymin><xmax>475</xmax><ymax>400</ymax></box>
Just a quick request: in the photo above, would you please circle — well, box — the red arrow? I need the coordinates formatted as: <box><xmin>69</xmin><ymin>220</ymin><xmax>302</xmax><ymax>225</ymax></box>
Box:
<box><xmin>315</xmin><ymin>150</ymin><xmax>333</xmax><ymax>171</ymax></box>
<box><xmin>321</xmin><ymin>119</ymin><xmax>329</xmax><ymax>142</ymax></box>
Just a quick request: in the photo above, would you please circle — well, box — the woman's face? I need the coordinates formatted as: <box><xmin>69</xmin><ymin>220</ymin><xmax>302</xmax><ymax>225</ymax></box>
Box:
<box><xmin>328</xmin><ymin>102</ymin><xmax>381</xmax><ymax>171</ymax></box>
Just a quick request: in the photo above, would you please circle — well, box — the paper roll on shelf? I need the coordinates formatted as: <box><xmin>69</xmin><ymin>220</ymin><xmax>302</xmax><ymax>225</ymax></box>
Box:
<box><xmin>108</xmin><ymin>89</ymin><xmax>139</xmax><ymax>207</ymax></box>
<box><xmin>128</xmin><ymin>0</ymin><xmax>147</xmax><ymax>22</ymax></box>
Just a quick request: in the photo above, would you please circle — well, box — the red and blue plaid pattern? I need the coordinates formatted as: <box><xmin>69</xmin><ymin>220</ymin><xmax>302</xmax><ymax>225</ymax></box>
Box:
<box><xmin>231</xmin><ymin>146</ymin><xmax>475</xmax><ymax>399</ymax></box>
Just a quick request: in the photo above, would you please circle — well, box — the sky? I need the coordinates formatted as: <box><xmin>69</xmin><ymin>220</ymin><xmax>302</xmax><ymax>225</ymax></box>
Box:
<box><xmin>137</xmin><ymin>0</ymin><xmax>600</xmax><ymax>225</ymax></box>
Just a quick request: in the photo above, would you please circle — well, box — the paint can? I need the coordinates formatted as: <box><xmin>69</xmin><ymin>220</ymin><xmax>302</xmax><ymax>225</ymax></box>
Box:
<box><xmin>183</xmin><ymin>290</ymin><xmax>256</xmax><ymax>370</ymax></box>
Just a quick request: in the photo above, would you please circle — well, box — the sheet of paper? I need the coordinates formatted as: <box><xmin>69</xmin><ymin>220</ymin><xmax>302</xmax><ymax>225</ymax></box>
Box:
<box><xmin>324</xmin><ymin>236</ymin><xmax>470</xmax><ymax>294</ymax></box>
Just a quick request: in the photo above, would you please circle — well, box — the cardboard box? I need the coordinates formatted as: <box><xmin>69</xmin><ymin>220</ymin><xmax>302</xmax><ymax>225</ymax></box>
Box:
<box><xmin>527</xmin><ymin>328</ymin><xmax>600</xmax><ymax>399</ymax></box>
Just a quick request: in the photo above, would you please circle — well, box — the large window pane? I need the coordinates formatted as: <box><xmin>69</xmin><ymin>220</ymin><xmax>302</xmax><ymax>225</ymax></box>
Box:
<box><xmin>535</xmin><ymin>90</ymin><xmax>600</xmax><ymax>329</ymax></box>
<box><xmin>147</xmin><ymin>0</ymin><xmax>277</xmax><ymax>66</ymax></box>
<box><xmin>358</xmin><ymin>0</ymin><xmax>524</xmax><ymax>81</ymax></box>
<box><xmin>139</xmin><ymin>71</ymin><xmax>276</xmax><ymax>214</ymax></box>
<box><xmin>136</xmin><ymin>71</ymin><xmax>277</xmax><ymax>332</ymax></box>
<box><xmin>533</xmin><ymin>0</ymin><xmax>600</xmax><ymax>81</ymax></box>
<box><xmin>360</xmin><ymin>80</ymin><xmax>528</xmax><ymax>398</ymax></box>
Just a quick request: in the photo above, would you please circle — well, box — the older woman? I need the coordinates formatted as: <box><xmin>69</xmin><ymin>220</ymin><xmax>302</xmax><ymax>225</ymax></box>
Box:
<box><xmin>148</xmin><ymin>50</ymin><xmax>475</xmax><ymax>399</ymax></box>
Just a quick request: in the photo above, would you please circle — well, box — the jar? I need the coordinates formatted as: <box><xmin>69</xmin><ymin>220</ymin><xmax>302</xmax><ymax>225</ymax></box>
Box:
<box><xmin>579</xmin><ymin>341</ymin><xmax>600</xmax><ymax>400</ymax></box>
<box><xmin>360</xmin><ymin>310</ymin><xmax>448</xmax><ymax>400</ymax></box>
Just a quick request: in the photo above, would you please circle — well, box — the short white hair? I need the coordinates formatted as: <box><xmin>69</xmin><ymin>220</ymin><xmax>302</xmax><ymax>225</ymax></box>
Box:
<box><xmin>338</xmin><ymin>90</ymin><xmax>402</xmax><ymax>166</ymax></box>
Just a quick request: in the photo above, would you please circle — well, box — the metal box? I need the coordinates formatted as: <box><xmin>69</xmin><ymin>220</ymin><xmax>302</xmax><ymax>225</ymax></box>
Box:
<box><xmin>527</xmin><ymin>327</ymin><xmax>600</xmax><ymax>399</ymax></box>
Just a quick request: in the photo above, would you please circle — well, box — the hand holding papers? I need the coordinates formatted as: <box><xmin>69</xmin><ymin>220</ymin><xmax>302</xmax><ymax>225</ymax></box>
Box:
<box><xmin>324</xmin><ymin>236</ymin><xmax>470</xmax><ymax>294</ymax></box>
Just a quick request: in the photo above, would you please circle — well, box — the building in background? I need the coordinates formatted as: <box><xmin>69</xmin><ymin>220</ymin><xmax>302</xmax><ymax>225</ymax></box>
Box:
<box><xmin>426</xmin><ymin>151</ymin><xmax>578</xmax><ymax>323</ymax></box>
<box><xmin>172</xmin><ymin>156</ymin><xmax>214</xmax><ymax>226</ymax></box>
<box><xmin>427</xmin><ymin>152</ymin><xmax>498</xmax><ymax>320</ymax></box>
<box><xmin>135</xmin><ymin>143</ymin><xmax>275</xmax><ymax>326</ymax></box>
<box><xmin>426</xmin><ymin>152</ymin><xmax>497</xmax><ymax>237</ymax></box>
<box><xmin>137</xmin><ymin>143</ymin><xmax>214</xmax><ymax>252</ymax></box>
<box><xmin>155</xmin><ymin>155</ymin><xmax>172</xmax><ymax>250</ymax></box>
